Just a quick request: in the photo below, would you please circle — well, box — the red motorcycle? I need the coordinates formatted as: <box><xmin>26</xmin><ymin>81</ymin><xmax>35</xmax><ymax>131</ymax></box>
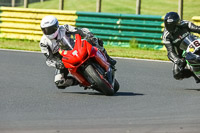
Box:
<box><xmin>58</xmin><ymin>34</ymin><xmax>119</xmax><ymax>96</ymax></box>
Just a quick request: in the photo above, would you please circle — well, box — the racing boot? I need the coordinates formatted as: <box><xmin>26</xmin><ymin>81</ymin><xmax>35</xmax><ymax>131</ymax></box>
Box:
<box><xmin>98</xmin><ymin>38</ymin><xmax>117</xmax><ymax>66</ymax></box>
<box><xmin>103</xmin><ymin>49</ymin><xmax>117</xmax><ymax>66</ymax></box>
<box><xmin>90</xmin><ymin>37</ymin><xmax>117</xmax><ymax>66</ymax></box>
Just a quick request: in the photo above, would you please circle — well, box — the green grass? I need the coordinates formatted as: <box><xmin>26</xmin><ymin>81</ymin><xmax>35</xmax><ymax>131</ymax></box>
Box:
<box><xmin>0</xmin><ymin>38</ymin><xmax>40</xmax><ymax>51</ymax></box>
<box><xmin>105</xmin><ymin>46</ymin><xmax>168</xmax><ymax>60</ymax></box>
<box><xmin>26</xmin><ymin>0</ymin><xmax>200</xmax><ymax>21</ymax></box>
<box><xmin>0</xmin><ymin>38</ymin><xmax>168</xmax><ymax>61</ymax></box>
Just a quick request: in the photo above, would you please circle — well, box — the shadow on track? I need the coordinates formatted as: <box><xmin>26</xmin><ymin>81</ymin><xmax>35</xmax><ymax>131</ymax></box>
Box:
<box><xmin>184</xmin><ymin>88</ymin><xmax>200</xmax><ymax>91</ymax></box>
<box><xmin>115</xmin><ymin>92</ymin><xmax>145</xmax><ymax>96</ymax></box>
<box><xmin>62</xmin><ymin>91</ymin><xmax>104</xmax><ymax>95</ymax></box>
<box><xmin>62</xmin><ymin>91</ymin><xmax>144</xmax><ymax>96</ymax></box>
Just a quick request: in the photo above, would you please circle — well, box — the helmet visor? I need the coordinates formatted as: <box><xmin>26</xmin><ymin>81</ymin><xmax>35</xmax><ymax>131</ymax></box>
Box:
<box><xmin>165</xmin><ymin>23</ymin><xmax>176</xmax><ymax>33</ymax></box>
<box><xmin>165</xmin><ymin>19</ymin><xmax>180</xmax><ymax>33</ymax></box>
<box><xmin>41</xmin><ymin>22</ymin><xmax>58</xmax><ymax>35</ymax></box>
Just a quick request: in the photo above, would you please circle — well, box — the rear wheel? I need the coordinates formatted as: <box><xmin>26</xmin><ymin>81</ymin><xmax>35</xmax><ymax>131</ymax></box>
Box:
<box><xmin>84</xmin><ymin>64</ymin><xmax>115</xmax><ymax>96</ymax></box>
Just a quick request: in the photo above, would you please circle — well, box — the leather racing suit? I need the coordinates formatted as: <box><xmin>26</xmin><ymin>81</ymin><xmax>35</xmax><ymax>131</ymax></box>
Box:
<box><xmin>162</xmin><ymin>20</ymin><xmax>200</xmax><ymax>82</ymax></box>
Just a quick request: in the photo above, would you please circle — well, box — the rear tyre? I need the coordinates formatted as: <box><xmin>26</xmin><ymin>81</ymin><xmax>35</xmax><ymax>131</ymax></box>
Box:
<box><xmin>84</xmin><ymin>65</ymin><xmax>114</xmax><ymax>96</ymax></box>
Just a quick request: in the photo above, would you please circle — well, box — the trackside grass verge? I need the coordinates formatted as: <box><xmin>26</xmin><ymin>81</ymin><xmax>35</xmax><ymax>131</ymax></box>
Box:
<box><xmin>26</xmin><ymin>0</ymin><xmax>200</xmax><ymax>21</ymax></box>
<box><xmin>0</xmin><ymin>38</ymin><xmax>168</xmax><ymax>61</ymax></box>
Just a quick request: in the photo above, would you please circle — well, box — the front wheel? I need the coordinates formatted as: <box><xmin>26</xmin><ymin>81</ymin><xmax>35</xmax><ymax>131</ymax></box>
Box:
<box><xmin>84</xmin><ymin>64</ymin><xmax>115</xmax><ymax>96</ymax></box>
<box><xmin>114</xmin><ymin>79</ymin><xmax>120</xmax><ymax>93</ymax></box>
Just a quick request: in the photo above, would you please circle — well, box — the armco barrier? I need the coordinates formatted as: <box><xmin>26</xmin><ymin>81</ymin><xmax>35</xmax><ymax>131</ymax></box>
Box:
<box><xmin>0</xmin><ymin>7</ymin><xmax>77</xmax><ymax>40</ymax></box>
<box><xmin>76</xmin><ymin>12</ymin><xmax>164</xmax><ymax>49</ymax></box>
<box><xmin>192</xmin><ymin>16</ymin><xmax>200</xmax><ymax>36</ymax></box>
<box><xmin>192</xmin><ymin>16</ymin><xmax>200</xmax><ymax>25</ymax></box>
<box><xmin>191</xmin><ymin>16</ymin><xmax>200</xmax><ymax>38</ymax></box>
<box><xmin>0</xmin><ymin>7</ymin><xmax>165</xmax><ymax>49</ymax></box>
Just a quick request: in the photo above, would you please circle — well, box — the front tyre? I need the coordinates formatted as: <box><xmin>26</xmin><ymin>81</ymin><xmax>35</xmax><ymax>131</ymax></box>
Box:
<box><xmin>114</xmin><ymin>79</ymin><xmax>120</xmax><ymax>93</ymax></box>
<box><xmin>84</xmin><ymin>65</ymin><xmax>115</xmax><ymax>96</ymax></box>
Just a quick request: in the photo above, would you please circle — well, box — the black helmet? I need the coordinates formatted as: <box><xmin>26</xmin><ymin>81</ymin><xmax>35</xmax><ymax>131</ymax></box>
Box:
<box><xmin>164</xmin><ymin>12</ymin><xmax>180</xmax><ymax>33</ymax></box>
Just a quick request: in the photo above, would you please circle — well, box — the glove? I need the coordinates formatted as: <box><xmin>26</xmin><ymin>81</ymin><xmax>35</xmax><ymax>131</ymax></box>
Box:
<box><xmin>55</xmin><ymin>60</ymin><xmax>65</xmax><ymax>70</ymax></box>
<box><xmin>98</xmin><ymin>38</ymin><xmax>104</xmax><ymax>47</ymax></box>
<box><xmin>80</xmin><ymin>28</ymin><xmax>93</xmax><ymax>38</ymax></box>
<box><xmin>85</xmin><ymin>33</ymin><xmax>94</xmax><ymax>40</ymax></box>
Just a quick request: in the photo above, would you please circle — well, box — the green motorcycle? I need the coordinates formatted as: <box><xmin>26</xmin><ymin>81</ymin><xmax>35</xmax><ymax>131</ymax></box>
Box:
<box><xmin>181</xmin><ymin>34</ymin><xmax>200</xmax><ymax>77</ymax></box>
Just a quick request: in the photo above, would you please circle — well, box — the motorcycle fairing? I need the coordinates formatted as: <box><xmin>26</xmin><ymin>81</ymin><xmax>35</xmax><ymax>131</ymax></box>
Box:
<box><xmin>181</xmin><ymin>36</ymin><xmax>200</xmax><ymax>78</ymax></box>
<box><xmin>186</xmin><ymin>39</ymin><xmax>200</xmax><ymax>54</ymax></box>
<box><xmin>59</xmin><ymin>34</ymin><xmax>110</xmax><ymax>86</ymax></box>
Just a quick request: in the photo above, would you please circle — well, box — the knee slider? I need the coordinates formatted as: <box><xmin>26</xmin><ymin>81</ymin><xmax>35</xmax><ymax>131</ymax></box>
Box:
<box><xmin>55</xmin><ymin>79</ymin><xmax>65</xmax><ymax>87</ymax></box>
<box><xmin>54</xmin><ymin>73</ymin><xmax>67</xmax><ymax>88</ymax></box>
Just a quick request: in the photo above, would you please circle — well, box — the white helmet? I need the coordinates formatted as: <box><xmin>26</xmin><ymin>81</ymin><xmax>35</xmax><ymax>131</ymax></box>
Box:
<box><xmin>40</xmin><ymin>15</ymin><xmax>59</xmax><ymax>39</ymax></box>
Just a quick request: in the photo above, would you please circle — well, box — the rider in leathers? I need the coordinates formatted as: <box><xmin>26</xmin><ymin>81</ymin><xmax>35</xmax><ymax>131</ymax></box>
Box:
<box><xmin>40</xmin><ymin>15</ymin><xmax>116</xmax><ymax>89</ymax></box>
<box><xmin>162</xmin><ymin>12</ymin><xmax>200</xmax><ymax>83</ymax></box>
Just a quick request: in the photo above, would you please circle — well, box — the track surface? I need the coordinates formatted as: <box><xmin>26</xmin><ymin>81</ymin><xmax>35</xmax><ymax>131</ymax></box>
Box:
<box><xmin>1</xmin><ymin>50</ymin><xmax>200</xmax><ymax>133</ymax></box>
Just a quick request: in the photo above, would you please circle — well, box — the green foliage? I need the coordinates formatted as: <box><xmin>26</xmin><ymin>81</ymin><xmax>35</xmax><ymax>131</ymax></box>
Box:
<box><xmin>130</xmin><ymin>38</ymin><xmax>138</xmax><ymax>48</ymax></box>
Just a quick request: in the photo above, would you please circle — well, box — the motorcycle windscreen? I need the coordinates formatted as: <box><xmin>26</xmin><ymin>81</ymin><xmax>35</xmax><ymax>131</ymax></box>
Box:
<box><xmin>59</xmin><ymin>34</ymin><xmax>75</xmax><ymax>50</ymax></box>
<box><xmin>61</xmin><ymin>35</ymin><xmax>89</xmax><ymax>68</ymax></box>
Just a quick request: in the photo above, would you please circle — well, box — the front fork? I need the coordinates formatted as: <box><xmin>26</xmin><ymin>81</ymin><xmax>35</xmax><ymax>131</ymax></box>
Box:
<box><xmin>106</xmin><ymin>66</ymin><xmax>116</xmax><ymax>87</ymax></box>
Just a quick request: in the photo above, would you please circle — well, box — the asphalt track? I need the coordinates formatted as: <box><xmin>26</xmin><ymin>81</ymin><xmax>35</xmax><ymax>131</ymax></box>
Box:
<box><xmin>1</xmin><ymin>50</ymin><xmax>200</xmax><ymax>133</ymax></box>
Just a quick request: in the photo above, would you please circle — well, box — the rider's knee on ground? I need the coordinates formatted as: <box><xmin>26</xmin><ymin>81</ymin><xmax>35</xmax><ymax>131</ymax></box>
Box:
<box><xmin>55</xmin><ymin>79</ymin><xmax>68</xmax><ymax>89</ymax></box>
<box><xmin>181</xmin><ymin>69</ymin><xmax>193</xmax><ymax>78</ymax></box>
<box><xmin>173</xmin><ymin>72</ymin><xmax>184</xmax><ymax>80</ymax></box>
<box><xmin>55</xmin><ymin>76</ymin><xmax>78</xmax><ymax>89</ymax></box>
<box><xmin>173</xmin><ymin>69</ymin><xmax>193</xmax><ymax>80</ymax></box>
